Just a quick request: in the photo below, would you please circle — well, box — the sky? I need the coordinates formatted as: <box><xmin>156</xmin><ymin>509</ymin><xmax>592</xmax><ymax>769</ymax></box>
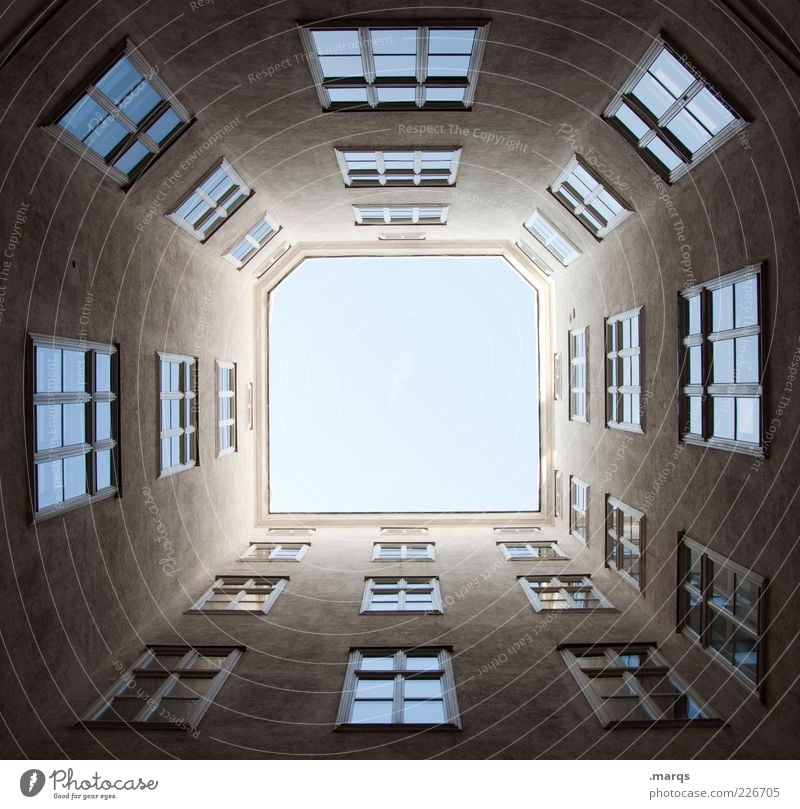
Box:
<box><xmin>268</xmin><ymin>255</ymin><xmax>540</xmax><ymax>513</ymax></box>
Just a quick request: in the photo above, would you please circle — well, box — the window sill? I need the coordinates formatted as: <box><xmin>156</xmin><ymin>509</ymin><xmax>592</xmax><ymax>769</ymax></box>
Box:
<box><xmin>334</xmin><ymin>721</ymin><xmax>461</xmax><ymax>732</ymax></box>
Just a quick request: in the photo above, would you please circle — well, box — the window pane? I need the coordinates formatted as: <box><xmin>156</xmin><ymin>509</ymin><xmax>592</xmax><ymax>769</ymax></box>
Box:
<box><xmin>37</xmin><ymin>460</ymin><xmax>63</xmax><ymax>509</ymax></box>
<box><xmin>666</xmin><ymin>109</ymin><xmax>711</xmax><ymax>153</ymax></box>
<box><xmin>63</xmin><ymin>350</ymin><xmax>86</xmax><ymax>391</ymax></box>
<box><xmin>59</xmin><ymin>96</ymin><xmax>127</xmax><ymax>158</ymax></box>
<box><xmin>36</xmin><ymin>404</ymin><xmax>62</xmax><ymax>450</ymax></box>
<box><xmin>632</xmin><ymin>72</ymin><xmax>675</xmax><ymax>118</ymax></box>
<box><xmin>373</xmin><ymin>29</ymin><xmax>417</xmax><ymax>54</ymax></box>
<box><xmin>354</xmin><ymin>679</ymin><xmax>394</xmax><ymax>699</ymax></box>
<box><xmin>712</xmin><ymin>397</ymin><xmax>735</xmax><ymax>439</ymax></box>
<box><xmin>735</xmin><ymin>336</ymin><xmax>758</xmax><ymax>383</ymax></box>
<box><xmin>151</xmin><ymin>698</ymin><xmax>194</xmax><ymax>724</ymax></box>
<box><xmin>351</xmin><ymin>700</ymin><xmax>394</xmax><ymax>723</ymax></box>
<box><xmin>146</xmin><ymin>108</ymin><xmax>182</xmax><ymax>145</ymax></box>
<box><xmin>687</xmin><ymin>295</ymin><xmax>701</xmax><ymax>335</ymax></box>
<box><xmin>712</xmin><ymin>285</ymin><xmax>734</xmax><ymax>332</ymax></box>
<box><xmin>319</xmin><ymin>56</ymin><xmax>364</xmax><ymax>77</ymax></box>
<box><xmin>736</xmin><ymin>398</ymin><xmax>759</xmax><ymax>444</ymax></box>
<box><xmin>403</xmin><ymin>699</ymin><xmax>445</xmax><ymax>723</ymax></box>
<box><xmin>96</xmin><ymin>401</ymin><xmax>112</xmax><ymax>441</ymax></box>
<box><xmin>646</xmin><ymin>136</ymin><xmax>683</xmax><ymax>171</ymax></box>
<box><xmin>311</xmin><ymin>29</ymin><xmax>360</xmax><ymax>56</ymax></box>
<box><xmin>96</xmin><ymin>449</ymin><xmax>112</xmax><ymax>489</ymax></box>
<box><xmin>734</xmin><ymin>277</ymin><xmax>758</xmax><ymax>327</ymax></box>
<box><xmin>649</xmin><ymin>49</ymin><xmax>694</xmax><ymax>98</ymax></box>
<box><xmin>614</xmin><ymin>102</ymin><xmax>649</xmax><ymax>139</ymax></box>
<box><xmin>63</xmin><ymin>454</ymin><xmax>87</xmax><ymax>500</ymax></box>
<box><xmin>405</xmin><ymin>656</ymin><xmax>440</xmax><ymax>671</ymax></box>
<box><xmin>36</xmin><ymin>347</ymin><xmax>62</xmax><ymax>393</ymax></box>
<box><xmin>688</xmin><ymin>345</ymin><xmax>702</xmax><ymax>384</ymax></box>
<box><xmin>63</xmin><ymin>402</ymin><xmax>86</xmax><ymax>446</ymax></box>
<box><xmin>360</xmin><ymin>656</ymin><xmax>395</xmax><ymax>671</ymax></box>
<box><xmin>427</xmin><ymin>55</ymin><xmax>470</xmax><ymax>77</ymax></box>
<box><xmin>686</xmin><ymin>89</ymin><xmax>734</xmax><ymax>135</ymax></box>
<box><xmin>712</xmin><ymin>339</ymin><xmax>734</xmax><ymax>384</ymax></box>
<box><xmin>428</xmin><ymin>28</ymin><xmax>475</xmax><ymax>54</ymax></box>
<box><xmin>376</xmin><ymin>87</ymin><xmax>416</xmax><ymax>103</ymax></box>
<box><xmin>374</xmin><ymin>55</ymin><xmax>416</xmax><ymax>77</ymax></box>
<box><xmin>95</xmin><ymin>352</ymin><xmax>112</xmax><ymax>392</ymax></box>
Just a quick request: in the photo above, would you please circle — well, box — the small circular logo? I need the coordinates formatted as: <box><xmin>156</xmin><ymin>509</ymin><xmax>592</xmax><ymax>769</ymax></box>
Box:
<box><xmin>20</xmin><ymin>770</ymin><xmax>45</xmax><ymax>797</ymax></box>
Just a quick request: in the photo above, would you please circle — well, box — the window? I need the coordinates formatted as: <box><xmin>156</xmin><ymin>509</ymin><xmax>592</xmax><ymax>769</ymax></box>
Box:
<box><xmin>679</xmin><ymin>265</ymin><xmax>763</xmax><ymax>455</ymax></box>
<box><xmin>222</xmin><ymin>213</ymin><xmax>280</xmax><ymax>268</ymax></box>
<box><xmin>30</xmin><ymin>335</ymin><xmax>119</xmax><ymax>520</ymax></box>
<box><xmin>80</xmin><ymin>645</ymin><xmax>242</xmax><ymax>729</ymax></box>
<box><xmin>560</xmin><ymin>643</ymin><xmax>719</xmax><ymax>728</ymax></box>
<box><xmin>362</xmin><ymin>578</ymin><xmax>443</xmax><ymax>613</ymax></box>
<box><xmin>167</xmin><ymin>159</ymin><xmax>251</xmax><ymax>241</ymax></box>
<box><xmin>240</xmin><ymin>542</ymin><xmax>310</xmax><ymax>562</ymax></box>
<box><xmin>604</xmin><ymin>37</ymin><xmax>746</xmax><ymax>182</ymax></box>
<box><xmin>268</xmin><ymin>527</ymin><xmax>315</xmax><ymax>536</ymax></box>
<box><xmin>570</xmin><ymin>477</ymin><xmax>589</xmax><ymax>543</ymax></box>
<box><xmin>493</xmin><ymin>526</ymin><xmax>541</xmax><ymax>535</ymax></box>
<box><xmin>158</xmin><ymin>352</ymin><xmax>197</xmax><ymax>477</ymax></box>
<box><xmin>300</xmin><ymin>22</ymin><xmax>489</xmax><ymax>110</ymax></box>
<box><xmin>550</xmin><ymin>156</ymin><xmax>632</xmax><ymax>238</ymax></box>
<box><xmin>678</xmin><ymin>534</ymin><xmax>765</xmax><ymax>691</ymax></box>
<box><xmin>47</xmin><ymin>41</ymin><xmax>191</xmax><ymax>185</ymax></box>
<box><xmin>524</xmin><ymin>209</ymin><xmax>581</xmax><ymax>266</ymax></box>
<box><xmin>606</xmin><ymin>307</ymin><xmax>643</xmax><ymax>431</ymax></box>
<box><xmin>520</xmin><ymin>575</ymin><xmax>613</xmax><ymax>611</ymax></box>
<box><xmin>380</xmin><ymin>527</ymin><xmax>428</xmax><ymax>536</ymax></box>
<box><xmin>372</xmin><ymin>543</ymin><xmax>435</xmax><ymax>561</ymax></box>
<box><xmin>569</xmin><ymin>327</ymin><xmax>588</xmax><ymax>421</ymax></box>
<box><xmin>335</xmin><ymin>148</ymin><xmax>461</xmax><ymax>187</ymax></box>
<box><xmin>336</xmin><ymin>648</ymin><xmax>460</xmax><ymax>728</ymax></box>
<box><xmin>191</xmin><ymin>576</ymin><xmax>287</xmax><ymax>614</ymax></box>
<box><xmin>498</xmin><ymin>541</ymin><xmax>567</xmax><ymax>560</ymax></box>
<box><xmin>216</xmin><ymin>361</ymin><xmax>236</xmax><ymax>457</ymax></box>
<box><xmin>354</xmin><ymin>205</ymin><xmax>448</xmax><ymax>225</ymax></box>
<box><xmin>606</xmin><ymin>497</ymin><xmax>644</xmax><ymax>589</ymax></box>
<box><xmin>554</xmin><ymin>469</ymin><xmax>563</xmax><ymax>518</ymax></box>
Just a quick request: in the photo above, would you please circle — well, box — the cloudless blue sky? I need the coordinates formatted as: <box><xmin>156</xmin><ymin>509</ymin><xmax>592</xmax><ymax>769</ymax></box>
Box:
<box><xmin>268</xmin><ymin>255</ymin><xmax>540</xmax><ymax>513</ymax></box>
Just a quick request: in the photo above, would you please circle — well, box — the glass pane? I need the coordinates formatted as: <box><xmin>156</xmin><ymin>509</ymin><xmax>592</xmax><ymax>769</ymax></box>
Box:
<box><xmin>404</xmin><ymin>679</ymin><xmax>442</xmax><ymax>699</ymax></box>
<box><xmin>61</xmin><ymin>403</ymin><xmax>85</xmax><ymax>445</ymax></box>
<box><xmin>405</xmin><ymin>655</ymin><xmax>440</xmax><ymax>671</ymax></box>
<box><xmin>98</xmin><ymin>697</ymin><xmax>146</xmax><ymax>722</ymax></box>
<box><xmin>686</xmin><ymin>88</ymin><xmax>734</xmax><ymax>135</ymax></box>
<box><xmin>604</xmin><ymin>697</ymin><xmax>651</xmax><ymax>722</ymax></box>
<box><xmin>373</xmin><ymin>28</ymin><xmax>417</xmax><ymax>54</ymax></box>
<box><xmin>712</xmin><ymin>397</ymin><xmax>735</xmax><ymax>439</ymax></box>
<box><xmin>632</xmin><ymin>72</ymin><xmax>675</xmax><ymax>117</ymax></box>
<box><xmin>37</xmin><ymin>460</ymin><xmax>63</xmax><ymax>509</ymax></box>
<box><xmin>712</xmin><ymin>285</ymin><xmax>734</xmax><ymax>332</ymax></box>
<box><xmin>360</xmin><ymin>656</ymin><xmax>395</xmax><ymax>671</ymax></box>
<box><xmin>36</xmin><ymin>404</ymin><xmax>62</xmax><ymax>450</ymax></box>
<box><xmin>112</xmin><ymin>140</ymin><xmax>150</xmax><ymax>175</ymax></box>
<box><xmin>685</xmin><ymin>590</ymin><xmax>703</xmax><ymax>634</ymax></box>
<box><xmin>687</xmin><ymin>395</ymin><xmax>702</xmax><ymax>434</ymax></box>
<box><xmin>63</xmin><ymin>454</ymin><xmax>87</xmax><ymax>500</ymax></box>
<box><xmin>350</xmin><ymin>700</ymin><xmax>393</xmax><ymax>723</ymax></box>
<box><xmin>735</xmin><ymin>336</ymin><xmax>758</xmax><ymax>383</ymax></box>
<box><xmin>191</xmin><ymin>655</ymin><xmax>228</xmax><ymax>670</ymax></box>
<box><xmin>376</xmin><ymin>87</ymin><xmax>416</xmax><ymax>103</ymax></box>
<box><xmin>666</xmin><ymin>109</ymin><xmax>711</xmax><ymax>153</ymax></box>
<box><xmin>36</xmin><ymin>347</ymin><xmax>62</xmax><ymax>393</ymax></box>
<box><xmin>403</xmin><ymin>699</ymin><xmax>445</xmax><ymax>724</ymax></box>
<box><xmin>311</xmin><ymin>29</ymin><xmax>360</xmax><ymax>56</ymax></box>
<box><xmin>712</xmin><ymin>339</ymin><xmax>734</xmax><ymax>384</ymax></box>
<box><xmin>96</xmin><ymin>449</ymin><xmax>112</xmax><ymax>489</ymax></box>
<box><xmin>688</xmin><ymin>345</ymin><xmax>702</xmax><ymax>384</ymax></box>
<box><xmin>649</xmin><ymin>48</ymin><xmax>694</xmax><ymax>98</ymax></box>
<box><xmin>95</xmin><ymin>352</ymin><xmax>112</xmax><ymax>392</ymax></box>
<box><xmin>167</xmin><ymin>677</ymin><xmax>214</xmax><ymax>699</ymax></box>
<box><xmin>687</xmin><ymin>295</ymin><xmax>701</xmax><ymax>335</ymax></box>
<box><xmin>96</xmin><ymin>401</ymin><xmax>112</xmax><ymax>441</ymax></box>
<box><xmin>59</xmin><ymin>95</ymin><xmax>127</xmax><ymax>158</ymax></box>
<box><xmin>319</xmin><ymin>55</ymin><xmax>364</xmax><ymax>77</ymax></box>
<box><xmin>614</xmin><ymin>103</ymin><xmax>649</xmax><ymax>139</ymax></box>
<box><xmin>710</xmin><ymin>614</ymin><xmax>758</xmax><ymax>681</ymax></box>
<box><xmin>151</xmin><ymin>698</ymin><xmax>194</xmax><ymax>724</ymax></box>
<box><xmin>734</xmin><ymin>277</ymin><xmax>758</xmax><ymax>328</ymax></box>
<box><xmin>374</xmin><ymin>54</ymin><xmax>416</xmax><ymax>77</ymax></box>
<box><xmin>427</xmin><ymin>55</ymin><xmax>470</xmax><ymax>77</ymax></box>
<box><xmin>646</xmin><ymin>136</ymin><xmax>682</xmax><ymax>171</ymax></box>
<box><xmin>145</xmin><ymin>108</ymin><xmax>182</xmax><ymax>144</ymax></box>
<box><xmin>736</xmin><ymin>398</ymin><xmax>759</xmax><ymax>444</ymax></box>
<box><xmin>63</xmin><ymin>350</ymin><xmax>86</xmax><ymax>391</ymax></box>
<box><xmin>354</xmin><ymin>679</ymin><xmax>394</xmax><ymax>699</ymax></box>
<box><xmin>95</xmin><ymin>58</ymin><xmax>159</xmax><ymax>121</ymax></box>
<box><xmin>428</xmin><ymin>28</ymin><xmax>475</xmax><ymax>54</ymax></box>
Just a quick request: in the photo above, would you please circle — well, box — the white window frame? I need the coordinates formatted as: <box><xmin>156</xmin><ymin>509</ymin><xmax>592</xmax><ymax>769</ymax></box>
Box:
<box><xmin>335</xmin><ymin>648</ymin><xmax>461</xmax><ymax>729</ymax></box>
<box><xmin>29</xmin><ymin>334</ymin><xmax>119</xmax><ymax>521</ymax></box>
<box><xmin>606</xmin><ymin>496</ymin><xmax>645</xmax><ymax>590</ymax></box>
<box><xmin>606</xmin><ymin>307</ymin><xmax>644</xmax><ymax>432</ymax></box>
<box><xmin>299</xmin><ymin>21</ymin><xmax>490</xmax><ymax>111</ymax></box>
<box><xmin>603</xmin><ymin>36</ymin><xmax>746</xmax><ymax>183</ymax></box>
<box><xmin>353</xmin><ymin>204</ymin><xmax>448</xmax><ymax>225</ymax></box>
<box><xmin>190</xmin><ymin>576</ymin><xmax>287</xmax><ymax>614</ymax></box>
<box><xmin>239</xmin><ymin>542</ymin><xmax>310</xmax><ymax>562</ymax></box>
<box><xmin>570</xmin><ymin>477</ymin><xmax>589</xmax><ymax>543</ymax></box>
<box><xmin>167</xmin><ymin>158</ymin><xmax>252</xmax><ymax>241</ymax></box>
<box><xmin>157</xmin><ymin>352</ymin><xmax>197</xmax><ymax>477</ymax></box>
<box><xmin>380</xmin><ymin>527</ymin><xmax>429</xmax><ymax>536</ymax></box>
<box><xmin>216</xmin><ymin>360</ymin><xmax>237</xmax><ymax>457</ymax></box>
<box><xmin>335</xmin><ymin>147</ymin><xmax>461</xmax><ymax>187</ymax></box>
<box><xmin>569</xmin><ymin>326</ymin><xmax>589</xmax><ymax>422</ymax></box>
<box><xmin>679</xmin><ymin>265</ymin><xmax>763</xmax><ymax>456</ymax></box>
<box><xmin>361</xmin><ymin>577</ymin><xmax>443</xmax><ymax>614</ymax></box>
<box><xmin>519</xmin><ymin>575</ymin><xmax>614</xmax><ymax>612</ymax></box>
<box><xmin>524</xmin><ymin>209</ymin><xmax>581</xmax><ymax>266</ymax></box>
<box><xmin>560</xmin><ymin>643</ymin><xmax>720</xmax><ymax>728</ymax></box>
<box><xmin>222</xmin><ymin>212</ymin><xmax>281</xmax><ymax>268</ymax></box>
<box><xmin>45</xmin><ymin>39</ymin><xmax>192</xmax><ymax>186</ymax></box>
<box><xmin>497</xmin><ymin>541</ymin><xmax>568</xmax><ymax>561</ymax></box>
<box><xmin>550</xmin><ymin>155</ymin><xmax>632</xmax><ymax>238</ymax></box>
<box><xmin>678</xmin><ymin>533</ymin><xmax>766</xmax><ymax>694</ymax></box>
<box><xmin>79</xmin><ymin>645</ymin><xmax>243</xmax><ymax>729</ymax></box>
<box><xmin>371</xmin><ymin>543</ymin><xmax>435</xmax><ymax>561</ymax></box>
